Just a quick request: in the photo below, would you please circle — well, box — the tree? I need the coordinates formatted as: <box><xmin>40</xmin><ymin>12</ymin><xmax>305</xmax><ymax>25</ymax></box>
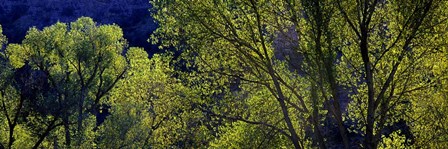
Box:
<box><xmin>336</xmin><ymin>0</ymin><xmax>448</xmax><ymax>148</ymax></box>
<box><xmin>405</xmin><ymin>49</ymin><xmax>448</xmax><ymax>148</ymax></box>
<box><xmin>1</xmin><ymin>17</ymin><xmax>129</xmax><ymax>148</ymax></box>
<box><xmin>151</xmin><ymin>0</ymin><xmax>448</xmax><ymax>148</ymax></box>
<box><xmin>95</xmin><ymin>48</ymin><xmax>197</xmax><ymax>148</ymax></box>
<box><xmin>1</xmin><ymin>24</ymin><xmax>38</xmax><ymax>149</ymax></box>
<box><xmin>2</xmin><ymin>16</ymin><xmax>219</xmax><ymax>148</ymax></box>
<box><xmin>151</xmin><ymin>0</ymin><xmax>337</xmax><ymax>148</ymax></box>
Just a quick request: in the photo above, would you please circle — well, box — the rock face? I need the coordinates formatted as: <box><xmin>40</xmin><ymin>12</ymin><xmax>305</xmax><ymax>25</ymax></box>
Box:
<box><xmin>0</xmin><ymin>0</ymin><xmax>158</xmax><ymax>52</ymax></box>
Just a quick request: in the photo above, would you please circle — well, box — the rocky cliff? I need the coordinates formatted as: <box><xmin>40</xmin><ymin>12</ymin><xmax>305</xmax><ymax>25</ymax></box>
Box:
<box><xmin>0</xmin><ymin>0</ymin><xmax>157</xmax><ymax>52</ymax></box>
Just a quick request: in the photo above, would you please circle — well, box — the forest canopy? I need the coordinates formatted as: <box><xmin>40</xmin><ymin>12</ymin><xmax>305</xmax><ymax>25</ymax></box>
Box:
<box><xmin>1</xmin><ymin>0</ymin><xmax>448</xmax><ymax>148</ymax></box>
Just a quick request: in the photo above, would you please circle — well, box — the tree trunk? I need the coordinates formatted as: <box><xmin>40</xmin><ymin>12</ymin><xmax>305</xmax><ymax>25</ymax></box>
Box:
<box><xmin>269</xmin><ymin>64</ymin><xmax>302</xmax><ymax>149</ymax></box>
<box><xmin>63</xmin><ymin>116</ymin><xmax>71</xmax><ymax>148</ymax></box>
<box><xmin>53</xmin><ymin>137</ymin><xmax>59</xmax><ymax>149</ymax></box>
<box><xmin>32</xmin><ymin>119</ymin><xmax>57</xmax><ymax>149</ymax></box>
<box><xmin>311</xmin><ymin>83</ymin><xmax>327</xmax><ymax>149</ymax></box>
<box><xmin>6</xmin><ymin>95</ymin><xmax>25</xmax><ymax>149</ymax></box>
<box><xmin>77</xmin><ymin>87</ymin><xmax>87</xmax><ymax>146</ymax></box>
<box><xmin>8</xmin><ymin>124</ymin><xmax>14</xmax><ymax>149</ymax></box>
<box><xmin>360</xmin><ymin>24</ymin><xmax>376</xmax><ymax>149</ymax></box>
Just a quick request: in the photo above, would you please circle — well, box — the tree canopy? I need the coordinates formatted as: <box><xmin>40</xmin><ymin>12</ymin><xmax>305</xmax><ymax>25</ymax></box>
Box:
<box><xmin>1</xmin><ymin>0</ymin><xmax>448</xmax><ymax>148</ymax></box>
<box><xmin>151</xmin><ymin>0</ymin><xmax>448</xmax><ymax>148</ymax></box>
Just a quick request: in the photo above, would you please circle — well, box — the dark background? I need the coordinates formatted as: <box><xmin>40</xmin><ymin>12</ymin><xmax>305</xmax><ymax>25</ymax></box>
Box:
<box><xmin>0</xmin><ymin>0</ymin><xmax>158</xmax><ymax>53</ymax></box>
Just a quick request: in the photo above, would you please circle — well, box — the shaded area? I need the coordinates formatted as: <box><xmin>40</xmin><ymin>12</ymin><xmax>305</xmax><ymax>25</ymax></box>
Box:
<box><xmin>0</xmin><ymin>0</ymin><xmax>158</xmax><ymax>54</ymax></box>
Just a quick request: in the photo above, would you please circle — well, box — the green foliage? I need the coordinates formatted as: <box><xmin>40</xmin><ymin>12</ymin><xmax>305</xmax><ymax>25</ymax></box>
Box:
<box><xmin>96</xmin><ymin>48</ymin><xmax>190</xmax><ymax>148</ymax></box>
<box><xmin>0</xmin><ymin>17</ymin><xmax>131</xmax><ymax>148</ymax></box>
<box><xmin>2</xmin><ymin>1</ymin><xmax>448</xmax><ymax>148</ymax></box>
<box><xmin>150</xmin><ymin>0</ymin><xmax>335</xmax><ymax>148</ymax></box>
<box><xmin>378</xmin><ymin>130</ymin><xmax>409</xmax><ymax>149</ymax></box>
<box><xmin>210</xmin><ymin>121</ymin><xmax>292</xmax><ymax>148</ymax></box>
<box><xmin>0</xmin><ymin>25</ymin><xmax>6</xmax><ymax>47</ymax></box>
<box><xmin>151</xmin><ymin>0</ymin><xmax>448</xmax><ymax>148</ymax></box>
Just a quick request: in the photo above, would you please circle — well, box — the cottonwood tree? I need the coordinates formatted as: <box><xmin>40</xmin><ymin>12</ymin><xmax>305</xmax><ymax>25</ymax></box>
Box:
<box><xmin>336</xmin><ymin>0</ymin><xmax>448</xmax><ymax>148</ymax></box>
<box><xmin>152</xmin><ymin>0</ymin><xmax>448</xmax><ymax>148</ymax></box>
<box><xmin>0</xmin><ymin>24</ymin><xmax>37</xmax><ymax>149</ymax></box>
<box><xmin>151</xmin><ymin>0</ymin><xmax>340</xmax><ymax>148</ymax></box>
<box><xmin>1</xmin><ymin>17</ymin><xmax>129</xmax><ymax>148</ymax></box>
<box><xmin>95</xmin><ymin>48</ymin><xmax>198</xmax><ymax>148</ymax></box>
